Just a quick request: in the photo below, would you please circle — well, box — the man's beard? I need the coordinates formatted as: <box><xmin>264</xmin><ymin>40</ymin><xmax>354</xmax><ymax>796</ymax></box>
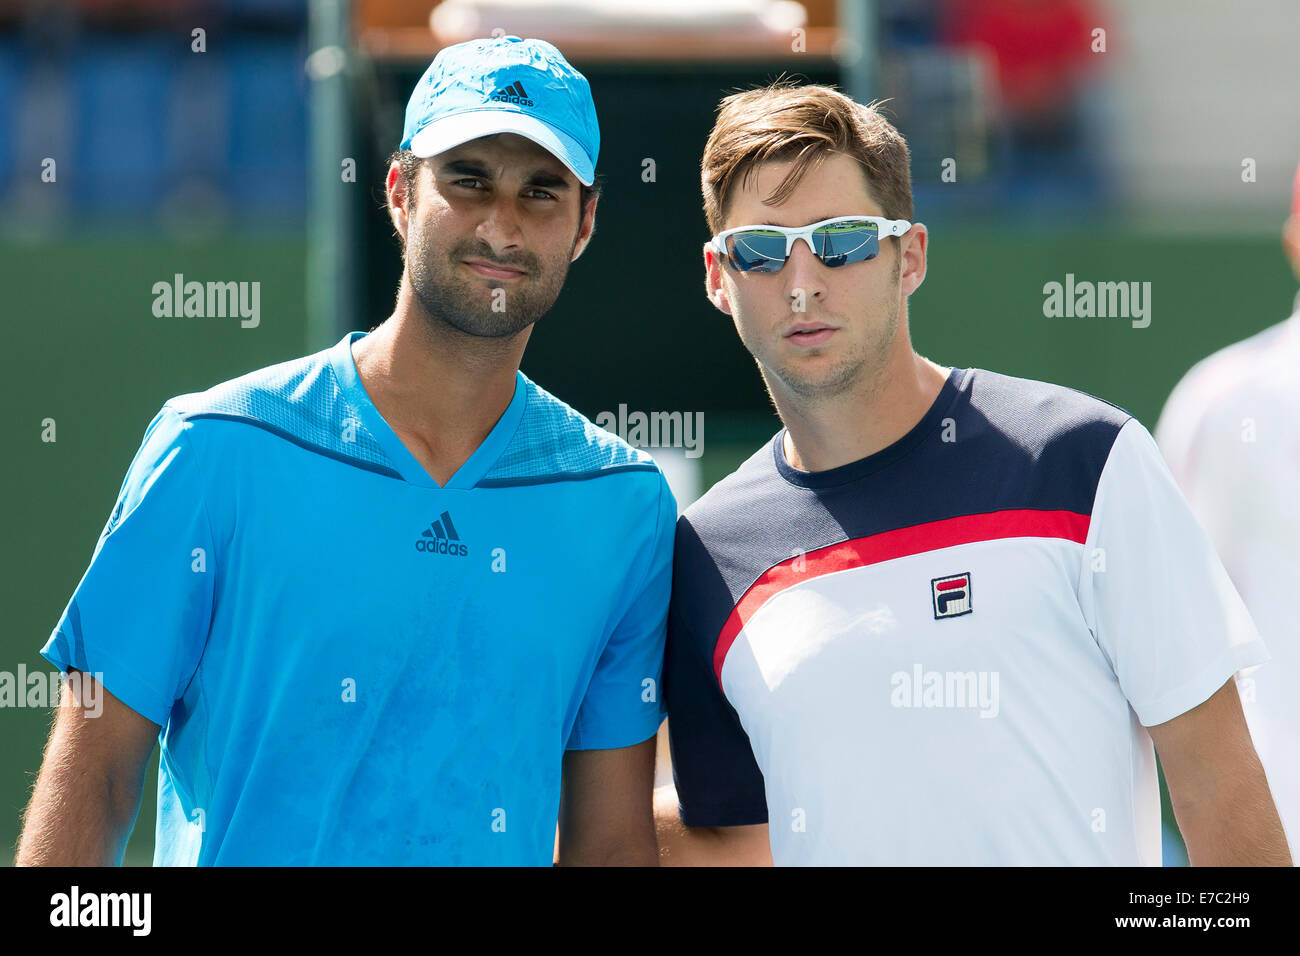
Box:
<box><xmin>405</xmin><ymin>227</ymin><xmax>572</xmax><ymax>339</ymax></box>
<box><xmin>761</xmin><ymin>252</ymin><xmax>902</xmax><ymax>401</ymax></box>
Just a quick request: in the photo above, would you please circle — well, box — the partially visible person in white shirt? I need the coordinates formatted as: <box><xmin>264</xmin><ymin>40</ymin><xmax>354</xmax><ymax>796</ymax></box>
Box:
<box><xmin>1156</xmin><ymin>159</ymin><xmax>1300</xmax><ymax>857</ymax></box>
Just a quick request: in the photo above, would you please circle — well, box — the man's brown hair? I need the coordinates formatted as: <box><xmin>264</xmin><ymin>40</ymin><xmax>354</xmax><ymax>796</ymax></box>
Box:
<box><xmin>701</xmin><ymin>80</ymin><xmax>913</xmax><ymax>234</ymax></box>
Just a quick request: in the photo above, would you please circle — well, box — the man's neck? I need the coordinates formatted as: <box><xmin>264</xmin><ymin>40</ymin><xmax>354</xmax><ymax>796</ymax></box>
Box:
<box><xmin>351</xmin><ymin>284</ymin><xmax>529</xmax><ymax>483</ymax></box>
<box><xmin>776</xmin><ymin>346</ymin><xmax>950</xmax><ymax>475</ymax></box>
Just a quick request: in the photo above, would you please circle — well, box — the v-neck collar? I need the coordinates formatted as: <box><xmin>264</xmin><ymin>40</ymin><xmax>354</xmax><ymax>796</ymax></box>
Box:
<box><xmin>328</xmin><ymin>330</ymin><xmax>527</xmax><ymax>489</ymax></box>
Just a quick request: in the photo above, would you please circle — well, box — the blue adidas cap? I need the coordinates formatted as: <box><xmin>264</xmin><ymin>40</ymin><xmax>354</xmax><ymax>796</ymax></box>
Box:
<box><xmin>400</xmin><ymin>35</ymin><xmax>599</xmax><ymax>186</ymax></box>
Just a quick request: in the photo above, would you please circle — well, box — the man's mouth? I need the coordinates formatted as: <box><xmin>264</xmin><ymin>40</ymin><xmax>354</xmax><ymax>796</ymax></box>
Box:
<box><xmin>784</xmin><ymin>322</ymin><xmax>837</xmax><ymax>347</ymax></box>
<box><xmin>462</xmin><ymin>259</ymin><xmax>528</xmax><ymax>280</ymax></box>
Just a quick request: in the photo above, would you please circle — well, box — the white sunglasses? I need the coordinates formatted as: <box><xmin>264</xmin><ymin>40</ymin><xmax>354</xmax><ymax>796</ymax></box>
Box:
<box><xmin>711</xmin><ymin>215</ymin><xmax>911</xmax><ymax>273</ymax></box>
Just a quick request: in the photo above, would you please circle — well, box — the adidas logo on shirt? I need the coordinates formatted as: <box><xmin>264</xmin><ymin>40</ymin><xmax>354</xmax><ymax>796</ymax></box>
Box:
<box><xmin>489</xmin><ymin>81</ymin><xmax>533</xmax><ymax>107</ymax></box>
<box><xmin>415</xmin><ymin>511</ymin><xmax>468</xmax><ymax>557</ymax></box>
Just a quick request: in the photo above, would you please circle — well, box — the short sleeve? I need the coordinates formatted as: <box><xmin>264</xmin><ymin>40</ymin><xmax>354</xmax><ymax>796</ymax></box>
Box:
<box><xmin>564</xmin><ymin>475</ymin><xmax>675</xmax><ymax>751</ymax></box>
<box><xmin>1078</xmin><ymin>418</ymin><xmax>1268</xmax><ymax>727</ymax></box>
<box><xmin>41</xmin><ymin>404</ymin><xmax>215</xmax><ymax>727</ymax></box>
<box><xmin>663</xmin><ymin>573</ymin><xmax>768</xmax><ymax>827</ymax></box>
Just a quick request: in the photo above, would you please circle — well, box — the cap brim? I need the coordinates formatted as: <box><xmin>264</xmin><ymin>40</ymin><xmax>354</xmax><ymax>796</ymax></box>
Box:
<box><xmin>408</xmin><ymin>110</ymin><xmax>594</xmax><ymax>186</ymax></box>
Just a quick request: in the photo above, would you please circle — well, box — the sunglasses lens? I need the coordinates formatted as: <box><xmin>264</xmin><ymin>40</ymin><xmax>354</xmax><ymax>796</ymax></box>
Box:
<box><xmin>727</xmin><ymin>229</ymin><xmax>788</xmax><ymax>273</ymax></box>
<box><xmin>813</xmin><ymin>220</ymin><xmax>879</xmax><ymax>267</ymax></box>
<box><xmin>724</xmin><ymin>220</ymin><xmax>887</xmax><ymax>272</ymax></box>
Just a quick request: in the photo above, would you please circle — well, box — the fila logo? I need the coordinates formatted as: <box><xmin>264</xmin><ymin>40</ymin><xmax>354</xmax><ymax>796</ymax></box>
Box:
<box><xmin>416</xmin><ymin>511</ymin><xmax>468</xmax><ymax>557</ymax></box>
<box><xmin>932</xmin><ymin>573</ymin><xmax>972</xmax><ymax>619</ymax></box>
<box><xmin>489</xmin><ymin>81</ymin><xmax>533</xmax><ymax>107</ymax></box>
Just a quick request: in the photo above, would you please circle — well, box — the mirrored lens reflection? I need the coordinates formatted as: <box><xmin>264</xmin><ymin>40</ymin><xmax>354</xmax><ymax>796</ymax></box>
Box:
<box><xmin>814</xmin><ymin>221</ymin><xmax>879</xmax><ymax>268</ymax></box>
<box><xmin>726</xmin><ymin>221</ymin><xmax>882</xmax><ymax>272</ymax></box>
<box><xmin>728</xmin><ymin>229</ymin><xmax>788</xmax><ymax>273</ymax></box>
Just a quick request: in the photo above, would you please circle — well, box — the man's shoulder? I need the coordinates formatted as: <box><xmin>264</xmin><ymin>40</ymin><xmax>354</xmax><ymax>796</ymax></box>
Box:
<box><xmin>479</xmin><ymin>373</ymin><xmax>665</xmax><ymax>488</ymax></box>
<box><xmin>681</xmin><ymin>434</ymin><xmax>780</xmax><ymax>526</ymax></box>
<box><xmin>963</xmin><ymin>366</ymin><xmax>1132</xmax><ymax>440</ymax></box>
<box><xmin>1157</xmin><ymin>314</ymin><xmax>1300</xmax><ymax>478</ymax></box>
<box><xmin>1161</xmin><ymin>317</ymin><xmax>1298</xmax><ymax>428</ymax></box>
<box><xmin>159</xmin><ymin>342</ymin><xmax>398</xmax><ymax>472</ymax></box>
<box><xmin>163</xmin><ymin>345</ymin><xmax>334</xmax><ymax>422</ymax></box>
<box><xmin>946</xmin><ymin>367</ymin><xmax>1136</xmax><ymax>494</ymax></box>
<box><xmin>916</xmin><ymin>367</ymin><xmax>1140</xmax><ymax>523</ymax></box>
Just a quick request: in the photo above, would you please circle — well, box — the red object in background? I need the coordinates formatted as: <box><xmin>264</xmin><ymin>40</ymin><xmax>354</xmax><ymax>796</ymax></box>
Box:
<box><xmin>941</xmin><ymin>0</ymin><xmax>1101</xmax><ymax>119</ymax></box>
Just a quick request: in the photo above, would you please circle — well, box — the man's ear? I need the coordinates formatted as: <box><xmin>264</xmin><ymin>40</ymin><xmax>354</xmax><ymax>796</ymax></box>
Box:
<box><xmin>387</xmin><ymin>162</ymin><xmax>411</xmax><ymax>245</ymax></box>
<box><xmin>898</xmin><ymin>222</ymin><xmax>928</xmax><ymax>297</ymax></box>
<box><xmin>703</xmin><ymin>244</ymin><xmax>733</xmax><ymax>316</ymax></box>
<box><xmin>571</xmin><ymin>194</ymin><xmax>598</xmax><ymax>262</ymax></box>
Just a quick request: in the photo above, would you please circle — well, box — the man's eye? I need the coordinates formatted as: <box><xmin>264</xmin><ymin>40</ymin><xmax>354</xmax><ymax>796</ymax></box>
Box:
<box><xmin>525</xmin><ymin>189</ymin><xmax>557</xmax><ymax>201</ymax></box>
<box><xmin>454</xmin><ymin>179</ymin><xmax>485</xmax><ymax>189</ymax></box>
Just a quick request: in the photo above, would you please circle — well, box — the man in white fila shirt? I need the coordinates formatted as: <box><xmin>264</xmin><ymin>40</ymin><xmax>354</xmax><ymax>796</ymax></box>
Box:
<box><xmin>654</xmin><ymin>81</ymin><xmax>1291</xmax><ymax>866</ymax></box>
<box><xmin>1155</xmin><ymin>160</ymin><xmax>1300</xmax><ymax>858</ymax></box>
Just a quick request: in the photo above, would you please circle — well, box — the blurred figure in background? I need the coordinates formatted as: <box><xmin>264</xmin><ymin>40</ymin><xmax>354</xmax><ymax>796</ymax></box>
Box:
<box><xmin>1156</xmin><ymin>160</ymin><xmax>1300</xmax><ymax>858</ymax></box>
<box><xmin>940</xmin><ymin>0</ymin><xmax>1106</xmax><ymax>206</ymax></box>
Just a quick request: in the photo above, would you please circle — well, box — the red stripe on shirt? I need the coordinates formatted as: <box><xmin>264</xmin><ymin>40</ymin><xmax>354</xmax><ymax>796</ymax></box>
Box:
<box><xmin>711</xmin><ymin>509</ymin><xmax>1090</xmax><ymax>687</ymax></box>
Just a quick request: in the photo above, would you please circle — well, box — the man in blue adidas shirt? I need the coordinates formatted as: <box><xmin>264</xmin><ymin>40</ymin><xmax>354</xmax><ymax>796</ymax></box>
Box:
<box><xmin>17</xmin><ymin>36</ymin><xmax>674</xmax><ymax>866</ymax></box>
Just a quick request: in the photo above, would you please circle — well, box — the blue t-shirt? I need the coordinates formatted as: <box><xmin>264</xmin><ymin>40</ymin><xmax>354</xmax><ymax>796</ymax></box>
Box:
<box><xmin>42</xmin><ymin>331</ymin><xmax>674</xmax><ymax>865</ymax></box>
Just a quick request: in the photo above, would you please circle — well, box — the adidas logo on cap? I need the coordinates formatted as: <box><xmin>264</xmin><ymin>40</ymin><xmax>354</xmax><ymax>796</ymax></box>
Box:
<box><xmin>415</xmin><ymin>511</ymin><xmax>468</xmax><ymax>557</ymax></box>
<box><xmin>489</xmin><ymin>81</ymin><xmax>534</xmax><ymax>107</ymax></box>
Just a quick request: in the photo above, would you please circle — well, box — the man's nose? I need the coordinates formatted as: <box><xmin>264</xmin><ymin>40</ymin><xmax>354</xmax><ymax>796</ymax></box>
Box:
<box><xmin>783</xmin><ymin>239</ymin><xmax>827</xmax><ymax>305</ymax></box>
<box><xmin>476</xmin><ymin>197</ymin><xmax>524</xmax><ymax>258</ymax></box>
